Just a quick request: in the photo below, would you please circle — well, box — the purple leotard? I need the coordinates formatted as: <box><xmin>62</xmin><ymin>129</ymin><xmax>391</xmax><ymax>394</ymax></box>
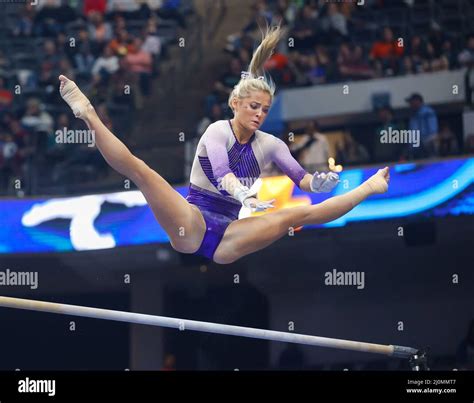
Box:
<box><xmin>186</xmin><ymin>120</ymin><xmax>307</xmax><ymax>261</ymax></box>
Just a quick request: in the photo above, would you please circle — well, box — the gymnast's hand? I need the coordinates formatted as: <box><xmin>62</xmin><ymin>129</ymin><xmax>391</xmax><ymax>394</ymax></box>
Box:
<box><xmin>243</xmin><ymin>197</ymin><xmax>275</xmax><ymax>212</ymax></box>
<box><xmin>310</xmin><ymin>171</ymin><xmax>340</xmax><ymax>193</ymax></box>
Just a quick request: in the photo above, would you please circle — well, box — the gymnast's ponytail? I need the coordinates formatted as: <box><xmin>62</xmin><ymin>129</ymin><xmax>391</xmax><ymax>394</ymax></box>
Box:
<box><xmin>228</xmin><ymin>25</ymin><xmax>283</xmax><ymax>112</ymax></box>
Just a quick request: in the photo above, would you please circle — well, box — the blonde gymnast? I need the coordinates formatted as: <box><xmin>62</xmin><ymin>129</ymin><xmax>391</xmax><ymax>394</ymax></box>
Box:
<box><xmin>58</xmin><ymin>26</ymin><xmax>389</xmax><ymax>264</ymax></box>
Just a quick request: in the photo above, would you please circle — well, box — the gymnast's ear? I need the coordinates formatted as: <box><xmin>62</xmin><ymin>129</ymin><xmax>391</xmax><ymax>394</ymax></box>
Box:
<box><xmin>230</xmin><ymin>96</ymin><xmax>240</xmax><ymax>113</ymax></box>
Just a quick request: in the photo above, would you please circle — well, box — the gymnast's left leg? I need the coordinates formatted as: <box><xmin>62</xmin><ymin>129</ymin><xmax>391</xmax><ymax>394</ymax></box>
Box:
<box><xmin>213</xmin><ymin>167</ymin><xmax>390</xmax><ymax>264</ymax></box>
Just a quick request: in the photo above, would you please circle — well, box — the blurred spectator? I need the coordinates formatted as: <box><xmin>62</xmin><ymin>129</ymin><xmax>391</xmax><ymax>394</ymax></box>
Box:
<box><xmin>441</xmin><ymin>39</ymin><xmax>457</xmax><ymax>70</ymax></box>
<box><xmin>320</xmin><ymin>3</ymin><xmax>348</xmax><ymax>39</ymax></box>
<box><xmin>305</xmin><ymin>54</ymin><xmax>327</xmax><ymax>85</ymax></box>
<box><xmin>241</xmin><ymin>0</ymin><xmax>273</xmax><ymax>35</ymax></box>
<box><xmin>92</xmin><ymin>46</ymin><xmax>119</xmax><ymax>86</ymax></box>
<box><xmin>88</xmin><ymin>11</ymin><xmax>113</xmax><ymax>45</ymax></box>
<box><xmin>125</xmin><ymin>37</ymin><xmax>153</xmax><ymax>97</ymax></box>
<box><xmin>84</xmin><ymin>0</ymin><xmax>107</xmax><ymax>17</ymax></box>
<box><xmin>34</xmin><ymin>0</ymin><xmax>77</xmax><ymax>37</ymax></box>
<box><xmin>370</xmin><ymin>27</ymin><xmax>404</xmax><ymax>76</ymax></box>
<box><xmin>290</xmin><ymin>4</ymin><xmax>318</xmax><ymax>51</ymax></box>
<box><xmin>21</xmin><ymin>98</ymin><xmax>53</xmax><ymax>134</ymax></box>
<box><xmin>213</xmin><ymin>57</ymin><xmax>243</xmax><ymax>104</ymax></box>
<box><xmin>156</xmin><ymin>0</ymin><xmax>187</xmax><ymax>29</ymax></box>
<box><xmin>0</xmin><ymin>50</ymin><xmax>9</xmax><ymax>77</ymax></box>
<box><xmin>456</xmin><ymin>319</ymin><xmax>474</xmax><ymax>370</ymax></box>
<box><xmin>405</xmin><ymin>93</ymin><xmax>438</xmax><ymax>159</ymax></box>
<box><xmin>430</xmin><ymin>122</ymin><xmax>459</xmax><ymax>157</ymax></box>
<box><xmin>373</xmin><ymin>106</ymin><xmax>404</xmax><ymax>163</ymax></box>
<box><xmin>12</xmin><ymin>3</ymin><xmax>35</xmax><ymax>37</ymax></box>
<box><xmin>74</xmin><ymin>42</ymin><xmax>95</xmax><ymax>77</ymax></box>
<box><xmin>197</xmin><ymin>103</ymin><xmax>224</xmax><ymax>137</ymax></box>
<box><xmin>423</xmin><ymin>42</ymin><xmax>449</xmax><ymax>72</ymax></box>
<box><xmin>337</xmin><ymin>43</ymin><xmax>375</xmax><ymax>80</ymax></box>
<box><xmin>406</xmin><ymin>35</ymin><xmax>426</xmax><ymax>74</ymax></box>
<box><xmin>0</xmin><ymin>77</ymin><xmax>13</xmax><ymax>116</ymax></box>
<box><xmin>289</xmin><ymin>121</ymin><xmax>330</xmax><ymax>173</ymax></box>
<box><xmin>458</xmin><ymin>34</ymin><xmax>474</xmax><ymax>67</ymax></box>
<box><xmin>41</xmin><ymin>39</ymin><xmax>62</xmax><ymax>74</ymax></box>
<box><xmin>46</xmin><ymin>113</ymin><xmax>69</xmax><ymax>160</ymax></box>
<box><xmin>264</xmin><ymin>50</ymin><xmax>291</xmax><ymax>85</ymax></box>
<box><xmin>142</xmin><ymin>22</ymin><xmax>162</xmax><ymax>58</ymax></box>
<box><xmin>336</xmin><ymin>133</ymin><xmax>370</xmax><ymax>166</ymax></box>
<box><xmin>108</xmin><ymin>29</ymin><xmax>134</xmax><ymax>56</ymax></box>
<box><xmin>0</xmin><ymin>130</ymin><xmax>20</xmax><ymax>190</ymax></box>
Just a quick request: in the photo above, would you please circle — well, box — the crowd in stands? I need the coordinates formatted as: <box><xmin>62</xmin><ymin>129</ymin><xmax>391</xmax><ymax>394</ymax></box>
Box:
<box><xmin>0</xmin><ymin>0</ymin><xmax>190</xmax><ymax>194</ymax></box>
<box><xmin>197</xmin><ymin>0</ymin><xmax>474</xmax><ymax>173</ymax></box>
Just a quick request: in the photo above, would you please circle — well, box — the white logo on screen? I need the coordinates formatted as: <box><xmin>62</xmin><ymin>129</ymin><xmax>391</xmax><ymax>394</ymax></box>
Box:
<box><xmin>21</xmin><ymin>192</ymin><xmax>147</xmax><ymax>251</ymax></box>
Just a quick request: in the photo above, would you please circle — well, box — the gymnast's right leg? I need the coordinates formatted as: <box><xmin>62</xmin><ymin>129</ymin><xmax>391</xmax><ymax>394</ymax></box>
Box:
<box><xmin>58</xmin><ymin>75</ymin><xmax>206</xmax><ymax>253</ymax></box>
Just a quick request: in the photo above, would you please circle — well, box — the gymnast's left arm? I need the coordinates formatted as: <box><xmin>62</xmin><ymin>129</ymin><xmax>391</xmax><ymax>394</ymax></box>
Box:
<box><xmin>269</xmin><ymin>137</ymin><xmax>339</xmax><ymax>193</ymax></box>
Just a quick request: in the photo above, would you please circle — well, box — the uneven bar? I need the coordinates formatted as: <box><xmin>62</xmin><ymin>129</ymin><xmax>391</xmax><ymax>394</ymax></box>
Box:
<box><xmin>0</xmin><ymin>296</ymin><xmax>418</xmax><ymax>358</ymax></box>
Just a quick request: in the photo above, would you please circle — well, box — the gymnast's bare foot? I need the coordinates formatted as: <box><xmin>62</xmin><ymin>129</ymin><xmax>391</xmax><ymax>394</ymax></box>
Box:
<box><xmin>58</xmin><ymin>75</ymin><xmax>94</xmax><ymax>120</ymax></box>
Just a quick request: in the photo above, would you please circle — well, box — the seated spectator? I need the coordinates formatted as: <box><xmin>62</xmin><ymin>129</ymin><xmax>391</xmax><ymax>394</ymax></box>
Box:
<box><xmin>196</xmin><ymin>103</ymin><xmax>224</xmax><ymax>137</ymax></box>
<box><xmin>213</xmin><ymin>57</ymin><xmax>242</xmax><ymax>104</ymax></box>
<box><xmin>0</xmin><ymin>50</ymin><xmax>10</xmax><ymax>77</ymax></box>
<box><xmin>74</xmin><ymin>42</ymin><xmax>95</xmax><ymax>77</ymax></box>
<box><xmin>264</xmin><ymin>51</ymin><xmax>291</xmax><ymax>85</ymax></box>
<box><xmin>59</xmin><ymin>58</ymin><xmax>75</xmax><ymax>80</ymax></box>
<box><xmin>34</xmin><ymin>0</ymin><xmax>77</xmax><ymax>37</ymax></box>
<box><xmin>125</xmin><ymin>37</ymin><xmax>153</xmax><ymax>97</ymax></box>
<box><xmin>108</xmin><ymin>29</ymin><xmax>134</xmax><ymax>56</ymax></box>
<box><xmin>337</xmin><ymin>43</ymin><xmax>375</xmax><ymax>80</ymax></box>
<box><xmin>405</xmin><ymin>93</ymin><xmax>438</xmax><ymax>159</ymax></box>
<box><xmin>84</xmin><ymin>0</ymin><xmax>107</xmax><ymax>17</ymax></box>
<box><xmin>373</xmin><ymin>106</ymin><xmax>404</xmax><ymax>163</ymax></box>
<box><xmin>423</xmin><ymin>42</ymin><xmax>449</xmax><ymax>72</ymax></box>
<box><xmin>430</xmin><ymin>122</ymin><xmax>459</xmax><ymax>157</ymax></box>
<box><xmin>336</xmin><ymin>133</ymin><xmax>370</xmax><ymax>166</ymax></box>
<box><xmin>88</xmin><ymin>11</ymin><xmax>113</xmax><ymax>46</ymax></box>
<box><xmin>458</xmin><ymin>34</ymin><xmax>474</xmax><ymax>67</ymax></box>
<box><xmin>41</xmin><ymin>39</ymin><xmax>62</xmax><ymax>73</ymax></box>
<box><xmin>92</xmin><ymin>46</ymin><xmax>119</xmax><ymax>86</ymax></box>
<box><xmin>12</xmin><ymin>3</ymin><xmax>35</xmax><ymax>37</ymax></box>
<box><xmin>406</xmin><ymin>35</ymin><xmax>427</xmax><ymax>74</ymax></box>
<box><xmin>305</xmin><ymin>54</ymin><xmax>327</xmax><ymax>85</ymax></box>
<box><xmin>315</xmin><ymin>45</ymin><xmax>331</xmax><ymax>75</ymax></box>
<box><xmin>142</xmin><ymin>22</ymin><xmax>162</xmax><ymax>58</ymax></box>
<box><xmin>290</xmin><ymin>121</ymin><xmax>330</xmax><ymax>173</ymax></box>
<box><xmin>109</xmin><ymin>58</ymin><xmax>136</xmax><ymax>107</ymax></box>
<box><xmin>290</xmin><ymin>4</ymin><xmax>318</xmax><ymax>51</ymax></box>
<box><xmin>21</xmin><ymin>98</ymin><xmax>53</xmax><ymax>134</ymax></box>
<box><xmin>38</xmin><ymin>61</ymin><xmax>63</xmax><ymax>103</ymax></box>
<box><xmin>241</xmin><ymin>0</ymin><xmax>273</xmax><ymax>35</ymax></box>
<box><xmin>156</xmin><ymin>0</ymin><xmax>187</xmax><ymax>29</ymax></box>
<box><xmin>287</xmin><ymin>52</ymin><xmax>312</xmax><ymax>86</ymax></box>
<box><xmin>320</xmin><ymin>3</ymin><xmax>348</xmax><ymax>39</ymax></box>
<box><xmin>0</xmin><ymin>130</ymin><xmax>20</xmax><ymax>190</ymax></box>
<box><xmin>46</xmin><ymin>113</ymin><xmax>69</xmax><ymax>159</ymax></box>
<box><xmin>441</xmin><ymin>39</ymin><xmax>457</xmax><ymax>70</ymax></box>
<box><xmin>0</xmin><ymin>77</ymin><xmax>13</xmax><ymax>116</ymax></box>
<box><xmin>370</xmin><ymin>27</ymin><xmax>404</xmax><ymax>76</ymax></box>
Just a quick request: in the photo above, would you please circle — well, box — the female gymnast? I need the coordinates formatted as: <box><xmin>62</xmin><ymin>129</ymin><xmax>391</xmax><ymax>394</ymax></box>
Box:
<box><xmin>58</xmin><ymin>26</ymin><xmax>390</xmax><ymax>264</ymax></box>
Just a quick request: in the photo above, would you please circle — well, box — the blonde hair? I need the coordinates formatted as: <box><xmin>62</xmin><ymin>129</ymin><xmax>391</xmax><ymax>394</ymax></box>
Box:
<box><xmin>228</xmin><ymin>25</ymin><xmax>283</xmax><ymax>112</ymax></box>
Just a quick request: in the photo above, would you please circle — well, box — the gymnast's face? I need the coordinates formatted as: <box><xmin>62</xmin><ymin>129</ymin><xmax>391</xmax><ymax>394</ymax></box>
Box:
<box><xmin>233</xmin><ymin>91</ymin><xmax>272</xmax><ymax>132</ymax></box>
